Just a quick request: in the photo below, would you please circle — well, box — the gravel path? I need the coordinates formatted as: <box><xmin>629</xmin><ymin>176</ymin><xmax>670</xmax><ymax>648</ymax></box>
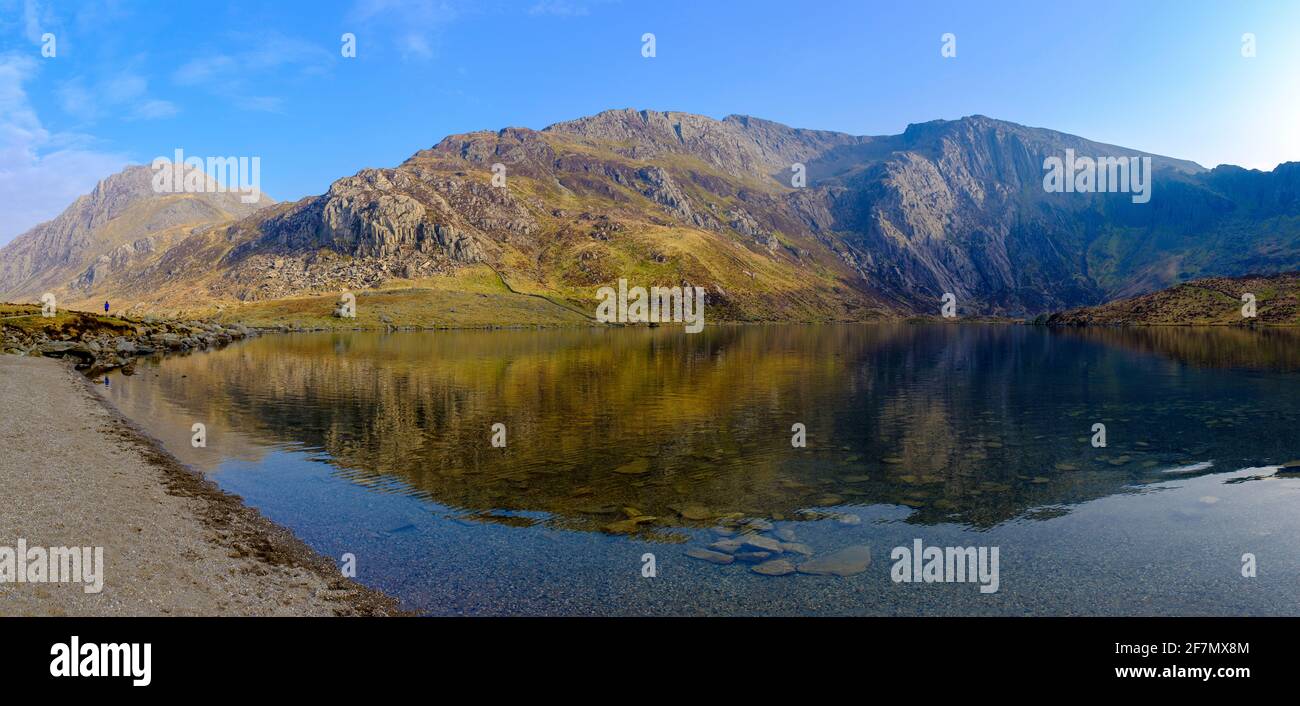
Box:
<box><xmin>0</xmin><ymin>355</ymin><xmax>403</xmax><ymax>616</ymax></box>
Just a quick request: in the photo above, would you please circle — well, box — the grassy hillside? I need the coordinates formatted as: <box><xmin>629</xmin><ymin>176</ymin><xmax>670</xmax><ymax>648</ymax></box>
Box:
<box><xmin>0</xmin><ymin>303</ymin><xmax>139</xmax><ymax>338</ymax></box>
<box><xmin>209</xmin><ymin>265</ymin><xmax>593</xmax><ymax>330</ymax></box>
<box><xmin>1045</xmin><ymin>272</ymin><xmax>1300</xmax><ymax>326</ymax></box>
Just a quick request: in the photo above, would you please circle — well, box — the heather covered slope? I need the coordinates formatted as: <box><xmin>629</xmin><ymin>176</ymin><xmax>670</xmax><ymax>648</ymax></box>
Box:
<box><xmin>201</xmin><ymin>110</ymin><xmax>901</xmax><ymax>323</ymax></box>
<box><xmin>1045</xmin><ymin>271</ymin><xmax>1300</xmax><ymax>326</ymax></box>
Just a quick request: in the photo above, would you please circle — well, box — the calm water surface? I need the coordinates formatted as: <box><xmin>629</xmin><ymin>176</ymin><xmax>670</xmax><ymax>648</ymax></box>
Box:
<box><xmin>99</xmin><ymin>324</ymin><xmax>1300</xmax><ymax>615</ymax></box>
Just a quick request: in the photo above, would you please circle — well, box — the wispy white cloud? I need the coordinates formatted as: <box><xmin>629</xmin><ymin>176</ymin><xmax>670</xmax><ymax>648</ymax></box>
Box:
<box><xmin>71</xmin><ymin>0</ymin><xmax>130</xmax><ymax>33</ymax></box>
<box><xmin>0</xmin><ymin>0</ymin><xmax>57</xmax><ymax>46</ymax></box>
<box><xmin>171</xmin><ymin>55</ymin><xmax>235</xmax><ymax>86</ymax></box>
<box><xmin>348</xmin><ymin>0</ymin><xmax>460</xmax><ymax>60</ymax></box>
<box><xmin>232</xmin><ymin>95</ymin><xmax>285</xmax><ymax>113</ymax></box>
<box><xmin>528</xmin><ymin>0</ymin><xmax>614</xmax><ymax>17</ymax></box>
<box><xmin>54</xmin><ymin>78</ymin><xmax>91</xmax><ymax>116</ymax></box>
<box><xmin>23</xmin><ymin>0</ymin><xmax>49</xmax><ymax>42</ymax></box>
<box><xmin>57</xmin><ymin>71</ymin><xmax>178</xmax><ymax>122</ymax></box>
<box><xmin>171</xmin><ymin>31</ymin><xmax>332</xmax><ymax>113</ymax></box>
<box><xmin>101</xmin><ymin>73</ymin><xmax>146</xmax><ymax>103</ymax></box>
<box><xmin>344</xmin><ymin>0</ymin><xmax>611</xmax><ymax>60</ymax></box>
<box><xmin>133</xmin><ymin>99</ymin><xmax>179</xmax><ymax>120</ymax></box>
<box><xmin>15</xmin><ymin>0</ymin><xmax>175</xmax><ymax>124</ymax></box>
<box><xmin>0</xmin><ymin>54</ymin><xmax>130</xmax><ymax>244</ymax></box>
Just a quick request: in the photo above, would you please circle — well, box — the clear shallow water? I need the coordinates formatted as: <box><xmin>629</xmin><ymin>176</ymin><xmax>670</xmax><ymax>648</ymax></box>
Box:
<box><xmin>98</xmin><ymin>324</ymin><xmax>1300</xmax><ymax>615</ymax></box>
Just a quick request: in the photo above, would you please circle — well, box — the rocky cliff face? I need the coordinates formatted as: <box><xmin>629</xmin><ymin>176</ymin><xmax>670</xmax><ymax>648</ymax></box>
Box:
<box><xmin>6</xmin><ymin>110</ymin><xmax>1300</xmax><ymax>320</ymax></box>
<box><xmin>803</xmin><ymin>115</ymin><xmax>1218</xmax><ymax>314</ymax></box>
<box><xmin>544</xmin><ymin>109</ymin><xmax>878</xmax><ymax>181</ymax></box>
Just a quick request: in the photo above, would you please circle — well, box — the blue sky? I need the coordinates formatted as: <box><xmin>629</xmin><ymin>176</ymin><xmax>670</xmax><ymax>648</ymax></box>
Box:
<box><xmin>2</xmin><ymin>0</ymin><xmax>1299</xmax><ymax>243</ymax></box>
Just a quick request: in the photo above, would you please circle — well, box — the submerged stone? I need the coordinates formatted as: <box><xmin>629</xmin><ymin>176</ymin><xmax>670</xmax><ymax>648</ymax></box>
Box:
<box><xmin>797</xmin><ymin>545</ymin><xmax>872</xmax><ymax>577</ymax></box>
<box><xmin>613</xmin><ymin>459</ymin><xmax>651</xmax><ymax>475</ymax></box>
<box><xmin>752</xmin><ymin>559</ymin><xmax>796</xmax><ymax>576</ymax></box>
<box><xmin>686</xmin><ymin>548</ymin><xmax>734</xmax><ymax>565</ymax></box>
<box><xmin>780</xmin><ymin>542</ymin><xmax>814</xmax><ymax>557</ymax></box>
<box><xmin>734</xmin><ymin>551</ymin><xmax>772</xmax><ymax>563</ymax></box>
<box><xmin>740</xmin><ymin>535</ymin><xmax>784</xmax><ymax>554</ymax></box>
<box><xmin>675</xmin><ymin>504</ymin><xmax>712</xmax><ymax>521</ymax></box>
<box><xmin>707</xmin><ymin>539</ymin><xmax>743</xmax><ymax>554</ymax></box>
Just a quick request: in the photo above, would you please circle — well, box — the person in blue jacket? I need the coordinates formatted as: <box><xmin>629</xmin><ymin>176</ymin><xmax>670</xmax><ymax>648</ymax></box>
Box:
<box><xmin>104</xmin><ymin>301</ymin><xmax>110</xmax><ymax>315</ymax></box>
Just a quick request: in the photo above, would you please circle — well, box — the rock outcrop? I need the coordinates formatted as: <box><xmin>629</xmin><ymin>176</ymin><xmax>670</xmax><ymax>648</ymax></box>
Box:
<box><xmin>1</xmin><ymin>304</ymin><xmax>258</xmax><ymax>373</ymax></box>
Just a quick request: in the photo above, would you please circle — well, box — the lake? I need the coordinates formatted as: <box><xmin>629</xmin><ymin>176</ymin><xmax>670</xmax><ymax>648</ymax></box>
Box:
<box><xmin>98</xmin><ymin>324</ymin><xmax>1300</xmax><ymax>615</ymax></box>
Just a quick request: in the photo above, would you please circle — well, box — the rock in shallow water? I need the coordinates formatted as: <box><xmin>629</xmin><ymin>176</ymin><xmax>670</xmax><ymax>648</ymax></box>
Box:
<box><xmin>707</xmin><ymin>539</ymin><xmax>743</xmax><ymax>554</ymax></box>
<box><xmin>612</xmin><ymin>459</ymin><xmax>651</xmax><ymax>475</ymax></box>
<box><xmin>797</xmin><ymin>545</ymin><xmax>872</xmax><ymax>576</ymax></box>
<box><xmin>686</xmin><ymin>548</ymin><xmax>734</xmax><ymax>565</ymax></box>
<box><xmin>740</xmin><ymin>535</ymin><xmax>784</xmax><ymax>554</ymax></box>
<box><xmin>602</xmin><ymin>518</ymin><xmax>652</xmax><ymax>534</ymax></box>
<box><xmin>734</xmin><ymin>551</ymin><xmax>772</xmax><ymax>563</ymax></box>
<box><xmin>780</xmin><ymin>542</ymin><xmax>814</xmax><ymax>557</ymax></box>
<box><xmin>675</xmin><ymin>504</ymin><xmax>712</xmax><ymax>520</ymax></box>
<box><xmin>751</xmin><ymin>559</ymin><xmax>796</xmax><ymax>576</ymax></box>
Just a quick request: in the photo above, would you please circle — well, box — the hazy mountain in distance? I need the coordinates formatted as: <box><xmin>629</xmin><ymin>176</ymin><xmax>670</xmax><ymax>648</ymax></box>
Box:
<box><xmin>0</xmin><ymin>163</ymin><xmax>273</xmax><ymax>310</ymax></box>
<box><xmin>5</xmin><ymin>109</ymin><xmax>1300</xmax><ymax>321</ymax></box>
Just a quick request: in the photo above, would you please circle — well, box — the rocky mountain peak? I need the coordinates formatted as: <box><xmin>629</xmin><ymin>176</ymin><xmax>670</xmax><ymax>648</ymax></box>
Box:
<box><xmin>0</xmin><ymin>162</ymin><xmax>275</xmax><ymax>305</ymax></box>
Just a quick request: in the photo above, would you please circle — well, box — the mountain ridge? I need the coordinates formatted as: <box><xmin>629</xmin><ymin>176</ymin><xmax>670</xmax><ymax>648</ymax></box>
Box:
<box><xmin>4</xmin><ymin>109</ymin><xmax>1300</xmax><ymax>323</ymax></box>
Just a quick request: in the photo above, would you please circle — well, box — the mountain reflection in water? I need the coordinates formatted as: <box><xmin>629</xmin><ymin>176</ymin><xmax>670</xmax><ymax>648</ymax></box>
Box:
<box><xmin>99</xmin><ymin>324</ymin><xmax>1300</xmax><ymax>615</ymax></box>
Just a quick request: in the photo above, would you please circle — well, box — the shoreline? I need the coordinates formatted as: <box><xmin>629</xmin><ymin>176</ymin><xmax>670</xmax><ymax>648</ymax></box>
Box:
<box><xmin>0</xmin><ymin>355</ymin><xmax>406</xmax><ymax>616</ymax></box>
<box><xmin>1039</xmin><ymin>321</ymin><xmax>1300</xmax><ymax>328</ymax></box>
<box><xmin>13</xmin><ymin>301</ymin><xmax>1300</xmax><ymax>359</ymax></box>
